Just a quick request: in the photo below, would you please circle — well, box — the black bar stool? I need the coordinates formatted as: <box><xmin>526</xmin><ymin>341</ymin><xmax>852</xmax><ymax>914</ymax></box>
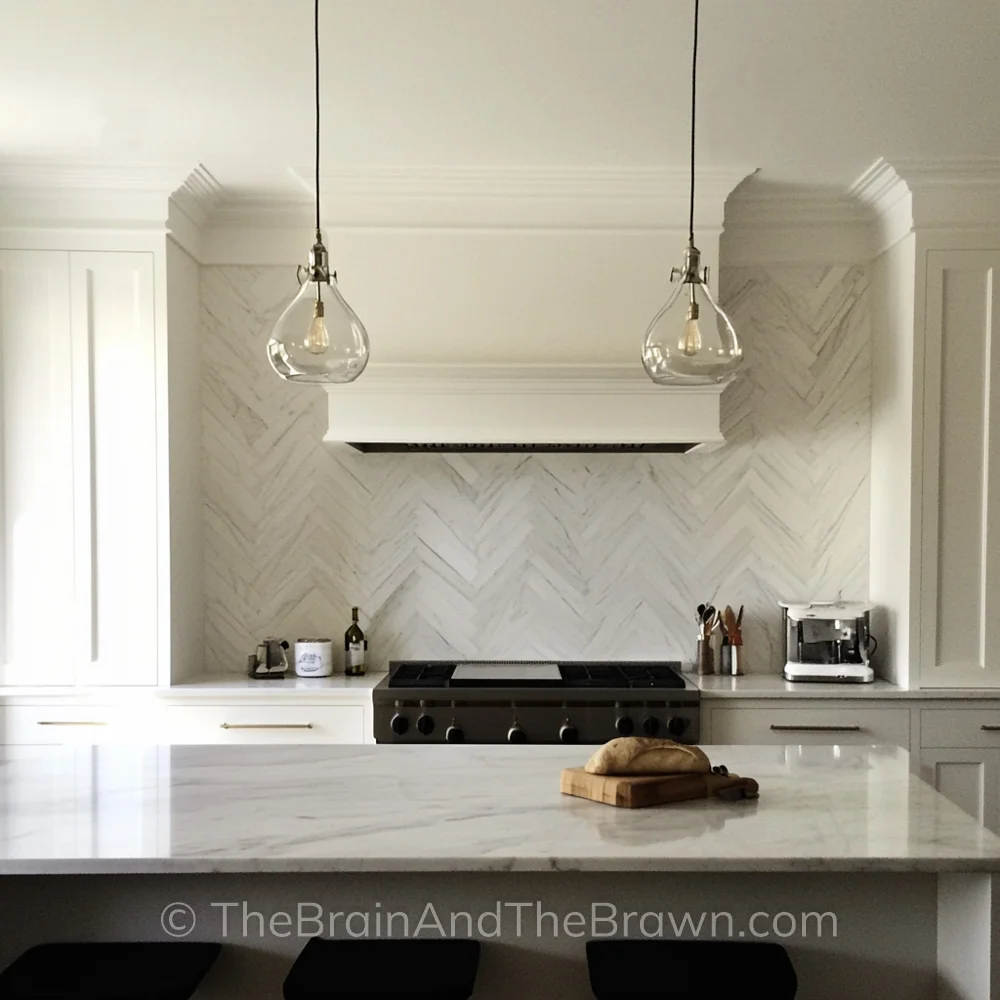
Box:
<box><xmin>587</xmin><ymin>940</ymin><xmax>797</xmax><ymax>999</ymax></box>
<box><xmin>283</xmin><ymin>938</ymin><xmax>480</xmax><ymax>999</ymax></box>
<box><xmin>0</xmin><ymin>942</ymin><xmax>221</xmax><ymax>1000</ymax></box>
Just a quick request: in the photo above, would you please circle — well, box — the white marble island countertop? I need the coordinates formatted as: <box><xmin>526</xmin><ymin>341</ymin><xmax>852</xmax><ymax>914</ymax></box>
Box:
<box><xmin>3</xmin><ymin>743</ymin><xmax>1000</xmax><ymax>876</ymax></box>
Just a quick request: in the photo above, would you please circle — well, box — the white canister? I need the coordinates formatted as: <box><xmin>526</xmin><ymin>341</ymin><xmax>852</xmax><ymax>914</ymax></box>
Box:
<box><xmin>294</xmin><ymin>638</ymin><xmax>334</xmax><ymax>677</ymax></box>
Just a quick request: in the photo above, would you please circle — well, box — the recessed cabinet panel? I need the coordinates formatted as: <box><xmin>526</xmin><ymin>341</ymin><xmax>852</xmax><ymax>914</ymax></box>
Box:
<box><xmin>919</xmin><ymin>748</ymin><xmax>999</xmax><ymax>833</ymax></box>
<box><xmin>0</xmin><ymin>251</ymin><xmax>76</xmax><ymax>685</ymax></box>
<box><xmin>71</xmin><ymin>254</ymin><xmax>158</xmax><ymax>685</ymax></box>
<box><xmin>920</xmin><ymin>251</ymin><xmax>1000</xmax><ymax>687</ymax></box>
<box><xmin>931</xmin><ymin>760</ymin><xmax>985</xmax><ymax>824</ymax></box>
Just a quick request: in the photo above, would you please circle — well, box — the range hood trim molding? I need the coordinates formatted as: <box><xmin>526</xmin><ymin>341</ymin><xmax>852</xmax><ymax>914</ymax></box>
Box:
<box><xmin>324</xmin><ymin>363</ymin><xmax>727</xmax><ymax>453</ymax></box>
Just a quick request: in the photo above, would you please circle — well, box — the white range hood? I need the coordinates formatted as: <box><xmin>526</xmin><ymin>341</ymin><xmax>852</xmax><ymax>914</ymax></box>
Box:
<box><xmin>324</xmin><ymin>364</ymin><xmax>726</xmax><ymax>454</ymax></box>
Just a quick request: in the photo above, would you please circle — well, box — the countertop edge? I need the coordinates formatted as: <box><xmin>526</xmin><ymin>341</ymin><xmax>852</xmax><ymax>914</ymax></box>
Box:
<box><xmin>3</xmin><ymin>857</ymin><xmax>999</xmax><ymax>875</ymax></box>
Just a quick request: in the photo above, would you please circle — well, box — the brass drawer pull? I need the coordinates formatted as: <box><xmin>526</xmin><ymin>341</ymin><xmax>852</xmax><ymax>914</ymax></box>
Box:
<box><xmin>219</xmin><ymin>722</ymin><xmax>314</xmax><ymax>730</ymax></box>
<box><xmin>770</xmin><ymin>724</ymin><xmax>862</xmax><ymax>732</ymax></box>
<box><xmin>980</xmin><ymin>725</ymin><xmax>1000</xmax><ymax>732</ymax></box>
<box><xmin>36</xmin><ymin>720</ymin><xmax>108</xmax><ymax>727</ymax></box>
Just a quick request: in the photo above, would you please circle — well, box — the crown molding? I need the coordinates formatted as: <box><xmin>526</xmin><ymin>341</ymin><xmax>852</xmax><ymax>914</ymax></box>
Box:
<box><xmin>850</xmin><ymin>156</ymin><xmax>1000</xmax><ymax>254</ymax></box>
<box><xmin>221</xmin><ymin>167</ymin><xmax>750</xmax><ymax>229</ymax></box>
<box><xmin>849</xmin><ymin>158</ymin><xmax>914</xmax><ymax>254</ymax></box>
<box><xmin>0</xmin><ymin>158</ymin><xmax>194</xmax><ymax>233</ymax></box>
<box><xmin>197</xmin><ymin>164</ymin><xmax>753</xmax><ymax>264</ymax></box>
<box><xmin>722</xmin><ymin>183</ymin><xmax>874</xmax><ymax>265</ymax></box>
<box><xmin>167</xmin><ymin>165</ymin><xmax>226</xmax><ymax>259</ymax></box>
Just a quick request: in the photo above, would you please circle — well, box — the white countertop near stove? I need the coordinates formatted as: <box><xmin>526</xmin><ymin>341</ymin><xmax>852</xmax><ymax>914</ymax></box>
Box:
<box><xmin>692</xmin><ymin>674</ymin><xmax>1000</xmax><ymax>700</ymax></box>
<box><xmin>2</xmin><ymin>743</ymin><xmax>1000</xmax><ymax>875</ymax></box>
<box><xmin>160</xmin><ymin>673</ymin><xmax>387</xmax><ymax>697</ymax></box>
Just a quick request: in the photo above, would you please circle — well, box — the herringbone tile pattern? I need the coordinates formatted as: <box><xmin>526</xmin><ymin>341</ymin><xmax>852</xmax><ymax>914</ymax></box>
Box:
<box><xmin>201</xmin><ymin>264</ymin><xmax>870</xmax><ymax>673</ymax></box>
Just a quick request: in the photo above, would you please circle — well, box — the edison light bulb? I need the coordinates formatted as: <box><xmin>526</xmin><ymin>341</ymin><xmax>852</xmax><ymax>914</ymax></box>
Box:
<box><xmin>304</xmin><ymin>300</ymin><xmax>330</xmax><ymax>354</ymax></box>
<box><xmin>678</xmin><ymin>302</ymin><xmax>702</xmax><ymax>356</ymax></box>
<box><xmin>641</xmin><ymin>245</ymin><xmax>742</xmax><ymax>385</ymax></box>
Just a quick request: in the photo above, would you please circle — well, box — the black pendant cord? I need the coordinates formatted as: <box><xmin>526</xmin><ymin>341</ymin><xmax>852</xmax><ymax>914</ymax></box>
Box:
<box><xmin>314</xmin><ymin>0</ymin><xmax>321</xmax><ymax>237</ymax></box>
<box><xmin>688</xmin><ymin>0</ymin><xmax>699</xmax><ymax>248</ymax></box>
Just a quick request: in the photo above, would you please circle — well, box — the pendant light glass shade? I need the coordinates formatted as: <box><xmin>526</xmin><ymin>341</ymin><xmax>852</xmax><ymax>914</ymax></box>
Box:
<box><xmin>267</xmin><ymin>239</ymin><xmax>370</xmax><ymax>384</ymax></box>
<box><xmin>642</xmin><ymin>245</ymin><xmax>741</xmax><ymax>385</ymax></box>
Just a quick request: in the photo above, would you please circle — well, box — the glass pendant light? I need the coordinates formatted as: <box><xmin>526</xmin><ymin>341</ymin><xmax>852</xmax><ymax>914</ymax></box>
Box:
<box><xmin>642</xmin><ymin>0</ymin><xmax>742</xmax><ymax>386</ymax></box>
<box><xmin>267</xmin><ymin>0</ymin><xmax>370</xmax><ymax>384</ymax></box>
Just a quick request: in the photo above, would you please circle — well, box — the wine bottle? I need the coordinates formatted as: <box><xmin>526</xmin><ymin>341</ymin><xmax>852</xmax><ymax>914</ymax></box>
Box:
<box><xmin>344</xmin><ymin>607</ymin><xmax>367</xmax><ymax>676</ymax></box>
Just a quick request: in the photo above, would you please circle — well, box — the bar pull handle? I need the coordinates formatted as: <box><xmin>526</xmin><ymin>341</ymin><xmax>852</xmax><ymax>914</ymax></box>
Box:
<box><xmin>980</xmin><ymin>725</ymin><xmax>1000</xmax><ymax>732</ymax></box>
<box><xmin>219</xmin><ymin>722</ymin><xmax>314</xmax><ymax>730</ymax></box>
<box><xmin>36</xmin><ymin>720</ymin><xmax>108</xmax><ymax>727</ymax></box>
<box><xmin>769</xmin><ymin>724</ymin><xmax>862</xmax><ymax>733</ymax></box>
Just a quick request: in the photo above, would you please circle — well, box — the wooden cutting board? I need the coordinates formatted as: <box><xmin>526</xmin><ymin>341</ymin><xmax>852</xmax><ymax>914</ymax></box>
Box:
<box><xmin>560</xmin><ymin>768</ymin><xmax>759</xmax><ymax>809</ymax></box>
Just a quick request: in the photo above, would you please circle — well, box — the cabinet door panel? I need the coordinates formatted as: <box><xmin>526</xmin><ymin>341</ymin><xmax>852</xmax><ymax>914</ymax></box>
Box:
<box><xmin>919</xmin><ymin>250</ymin><xmax>1000</xmax><ymax>686</ymax></box>
<box><xmin>919</xmin><ymin>748</ymin><xmax>999</xmax><ymax>832</ymax></box>
<box><xmin>0</xmin><ymin>251</ymin><xmax>75</xmax><ymax>684</ymax></box>
<box><xmin>71</xmin><ymin>253</ymin><xmax>158</xmax><ymax>685</ymax></box>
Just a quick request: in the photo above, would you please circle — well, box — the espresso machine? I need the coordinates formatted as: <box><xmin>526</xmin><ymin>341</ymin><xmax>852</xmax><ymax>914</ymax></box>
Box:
<box><xmin>780</xmin><ymin>601</ymin><xmax>875</xmax><ymax>683</ymax></box>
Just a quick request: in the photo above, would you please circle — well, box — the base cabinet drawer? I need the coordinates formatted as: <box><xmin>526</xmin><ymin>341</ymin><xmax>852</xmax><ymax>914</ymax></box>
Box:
<box><xmin>2</xmin><ymin>704</ymin><xmax>150</xmax><ymax>744</ymax></box>
<box><xmin>920</xmin><ymin>709</ymin><xmax>1000</xmax><ymax>749</ymax></box>
<box><xmin>165</xmin><ymin>704</ymin><xmax>365</xmax><ymax>744</ymax></box>
<box><xmin>709</xmin><ymin>706</ymin><xmax>910</xmax><ymax>748</ymax></box>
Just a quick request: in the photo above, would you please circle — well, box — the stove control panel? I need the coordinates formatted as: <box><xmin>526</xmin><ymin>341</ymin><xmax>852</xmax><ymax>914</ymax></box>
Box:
<box><xmin>374</xmin><ymin>700</ymin><xmax>699</xmax><ymax>745</ymax></box>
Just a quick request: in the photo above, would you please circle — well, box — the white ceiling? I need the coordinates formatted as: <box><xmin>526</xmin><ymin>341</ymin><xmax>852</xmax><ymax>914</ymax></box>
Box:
<box><xmin>2</xmin><ymin>0</ymin><xmax>999</xmax><ymax>197</ymax></box>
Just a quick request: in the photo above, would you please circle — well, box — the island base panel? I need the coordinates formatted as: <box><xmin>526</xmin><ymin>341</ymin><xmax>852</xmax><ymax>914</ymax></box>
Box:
<box><xmin>0</xmin><ymin>872</ymin><xmax>946</xmax><ymax>999</ymax></box>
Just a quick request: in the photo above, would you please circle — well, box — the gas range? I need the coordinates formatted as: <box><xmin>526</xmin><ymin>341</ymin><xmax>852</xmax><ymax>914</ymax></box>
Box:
<box><xmin>372</xmin><ymin>660</ymin><xmax>699</xmax><ymax>745</ymax></box>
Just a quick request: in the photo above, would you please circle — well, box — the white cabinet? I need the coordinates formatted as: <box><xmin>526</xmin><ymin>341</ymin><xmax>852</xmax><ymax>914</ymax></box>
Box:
<box><xmin>919</xmin><ymin>748</ymin><xmax>999</xmax><ymax>831</ymax></box>
<box><xmin>920</xmin><ymin>707</ymin><xmax>1000</xmax><ymax>833</ymax></box>
<box><xmin>707</xmin><ymin>703</ymin><xmax>910</xmax><ymax>749</ymax></box>
<box><xmin>0</xmin><ymin>251</ymin><xmax>76</xmax><ymax>685</ymax></box>
<box><xmin>165</xmin><ymin>703</ymin><xmax>366</xmax><ymax>744</ymax></box>
<box><xmin>867</xmin><ymin>164</ymin><xmax>1000</xmax><ymax>690</ymax></box>
<box><xmin>915</xmin><ymin>250</ymin><xmax>1000</xmax><ymax>688</ymax></box>
<box><xmin>919</xmin><ymin>707</ymin><xmax>1000</xmax><ymax>749</ymax></box>
<box><xmin>1</xmin><ymin>702</ymin><xmax>159</xmax><ymax>745</ymax></box>
<box><xmin>0</xmin><ymin>250</ymin><xmax>159</xmax><ymax>686</ymax></box>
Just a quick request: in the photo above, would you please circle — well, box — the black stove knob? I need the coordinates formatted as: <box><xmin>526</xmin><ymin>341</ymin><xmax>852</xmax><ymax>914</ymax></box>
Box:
<box><xmin>615</xmin><ymin>716</ymin><xmax>635</xmax><ymax>736</ymax></box>
<box><xmin>508</xmin><ymin>724</ymin><xmax>527</xmax><ymax>744</ymax></box>
<box><xmin>390</xmin><ymin>713</ymin><xmax>409</xmax><ymax>736</ymax></box>
<box><xmin>416</xmin><ymin>714</ymin><xmax>435</xmax><ymax>736</ymax></box>
<box><xmin>559</xmin><ymin>722</ymin><xmax>579</xmax><ymax>744</ymax></box>
<box><xmin>642</xmin><ymin>716</ymin><xmax>660</xmax><ymax>736</ymax></box>
<box><xmin>666</xmin><ymin>716</ymin><xmax>688</xmax><ymax>737</ymax></box>
<box><xmin>445</xmin><ymin>724</ymin><xmax>464</xmax><ymax>743</ymax></box>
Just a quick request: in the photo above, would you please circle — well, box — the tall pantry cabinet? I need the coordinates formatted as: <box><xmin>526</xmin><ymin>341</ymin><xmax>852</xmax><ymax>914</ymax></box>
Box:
<box><xmin>865</xmin><ymin>163</ymin><xmax>1000</xmax><ymax>691</ymax></box>
<box><xmin>862</xmin><ymin>160</ymin><xmax>1000</xmax><ymax>824</ymax></box>
<box><xmin>0</xmin><ymin>230</ymin><xmax>202</xmax><ymax>688</ymax></box>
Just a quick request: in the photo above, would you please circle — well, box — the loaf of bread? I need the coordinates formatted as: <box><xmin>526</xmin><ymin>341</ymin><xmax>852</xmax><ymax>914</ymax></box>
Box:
<box><xmin>584</xmin><ymin>737</ymin><xmax>712</xmax><ymax>776</ymax></box>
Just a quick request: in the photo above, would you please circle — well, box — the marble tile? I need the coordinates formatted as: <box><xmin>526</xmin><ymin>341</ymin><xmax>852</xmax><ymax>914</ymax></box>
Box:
<box><xmin>201</xmin><ymin>265</ymin><xmax>870</xmax><ymax>673</ymax></box>
<box><xmin>1</xmin><ymin>744</ymin><xmax>998</xmax><ymax>874</ymax></box>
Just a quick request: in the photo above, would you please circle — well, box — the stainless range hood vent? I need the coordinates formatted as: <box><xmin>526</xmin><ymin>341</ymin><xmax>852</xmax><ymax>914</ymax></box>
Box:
<box><xmin>325</xmin><ymin>364</ymin><xmax>727</xmax><ymax>454</ymax></box>
<box><xmin>347</xmin><ymin>442</ymin><xmax>697</xmax><ymax>454</ymax></box>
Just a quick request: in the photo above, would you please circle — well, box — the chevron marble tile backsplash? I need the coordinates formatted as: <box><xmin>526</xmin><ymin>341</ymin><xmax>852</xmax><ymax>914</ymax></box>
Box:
<box><xmin>202</xmin><ymin>264</ymin><xmax>870</xmax><ymax>674</ymax></box>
